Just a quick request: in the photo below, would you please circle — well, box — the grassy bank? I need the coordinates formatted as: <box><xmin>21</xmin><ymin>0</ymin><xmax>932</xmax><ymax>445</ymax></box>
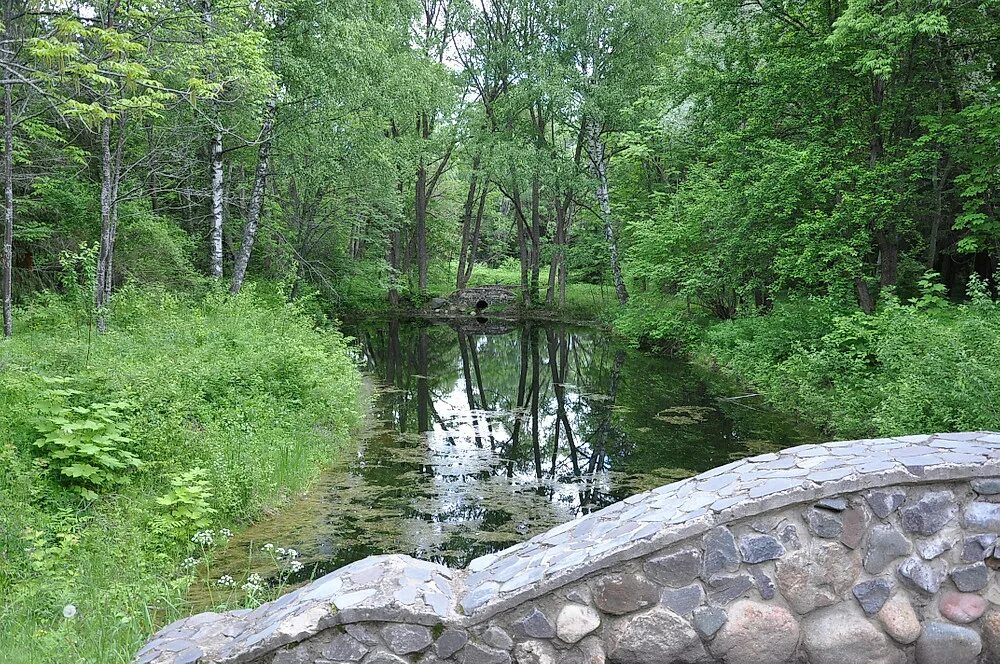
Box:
<box><xmin>327</xmin><ymin>259</ymin><xmax>618</xmax><ymax>324</ymax></box>
<box><xmin>614</xmin><ymin>285</ymin><xmax>1000</xmax><ymax>439</ymax></box>
<box><xmin>0</xmin><ymin>286</ymin><xmax>363</xmax><ymax>663</ymax></box>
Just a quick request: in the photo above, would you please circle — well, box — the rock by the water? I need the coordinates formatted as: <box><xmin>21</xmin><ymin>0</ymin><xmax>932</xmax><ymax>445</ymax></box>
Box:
<box><xmin>803</xmin><ymin>605</ymin><xmax>902</xmax><ymax>664</ymax></box>
<box><xmin>951</xmin><ymin>562</ymin><xmax>989</xmax><ymax>592</ymax></box>
<box><xmin>710</xmin><ymin>600</ymin><xmax>799</xmax><ymax>664</ymax></box>
<box><xmin>513</xmin><ymin>608</ymin><xmax>556</xmax><ymax>639</ymax></box>
<box><xmin>605</xmin><ymin>607</ymin><xmax>706</xmax><ymax>664</ymax></box>
<box><xmin>703</xmin><ymin>526</ymin><xmax>740</xmax><ymax>576</ymax></box>
<box><xmin>435</xmin><ymin>629</ymin><xmax>468</xmax><ymax>659</ymax></box>
<box><xmin>939</xmin><ymin>591</ymin><xmax>988</xmax><ymax>623</ymax></box>
<box><xmin>776</xmin><ymin>542</ymin><xmax>860</xmax><ymax>613</ymax></box>
<box><xmin>738</xmin><ymin>534</ymin><xmax>785</xmax><ymax>563</ymax></box>
<box><xmin>592</xmin><ymin>573</ymin><xmax>659</xmax><ymax>615</ymax></box>
<box><xmin>981</xmin><ymin>612</ymin><xmax>1000</xmax><ymax>664</ymax></box>
<box><xmin>460</xmin><ymin>642</ymin><xmax>512</xmax><ymax>664</ymax></box>
<box><xmin>481</xmin><ymin>626</ymin><xmax>513</xmax><ymax>651</ymax></box>
<box><xmin>643</xmin><ymin>547</ymin><xmax>701</xmax><ymax>588</ymax></box>
<box><xmin>865</xmin><ymin>489</ymin><xmax>906</xmax><ymax>519</ymax></box>
<box><xmin>897</xmin><ymin>556</ymin><xmax>946</xmax><ymax>594</ymax></box>
<box><xmin>915</xmin><ymin>622</ymin><xmax>982</xmax><ymax>664</ymax></box>
<box><xmin>660</xmin><ymin>583</ymin><xmax>703</xmax><ymax>615</ymax></box>
<box><xmin>853</xmin><ymin>578</ymin><xmax>893</xmax><ymax>615</ymax></box>
<box><xmin>512</xmin><ymin>640</ymin><xmax>556</xmax><ymax>664</ymax></box>
<box><xmin>806</xmin><ymin>508</ymin><xmax>844</xmax><ymax>539</ymax></box>
<box><xmin>900</xmin><ymin>491</ymin><xmax>957</xmax><ymax>536</ymax></box>
<box><xmin>964</xmin><ymin>502</ymin><xmax>1000</xmax><ymax>530</ymax></box>
<box><xmin>972</xmin><ymin>478</ymin><xmax>1000</xmax><ymax>495</ymax></box>
<box><xmin>692</xmin><ymin>605</ymin><xmax>727</xmax><ymax>640</ymax></box>
<box><xmin>864</xmin><ymin>524</ymin><xmax>912</xmax><ymax>574</ymax></box>
<box><xmin>878</xmin><ymin>594</ymin><xmax>921</xmax><ymax>644</ymax></box>
<box><xmin>961</xmin><ymin>534</ymin><xmax>997</xmax><ymax>562</ymax></box>
<box><xmin>705</xmin><ymin>573</ymin><xmax>753</xmax><ymax>605</ymax></box>
<box><xmin>381</xmin><ymin>624</ymin><xmax>433</xmax><ymax>655</ymax></box>
<box><xmin>556</xmin><ymin>604</ymin><xmax>601</xmax><ymax>644</ymax></box>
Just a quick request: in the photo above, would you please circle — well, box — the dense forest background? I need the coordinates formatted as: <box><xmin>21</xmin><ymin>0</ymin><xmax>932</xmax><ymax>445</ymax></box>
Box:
<box><xmin>0</xmin><ymin>0</ymin><xmax>998</xmax><ymax>660</ymax></box>
<box><xmin>0</xmin><ymin>0</ymin><xmax>996</xmax><ymax>326</ymax></box>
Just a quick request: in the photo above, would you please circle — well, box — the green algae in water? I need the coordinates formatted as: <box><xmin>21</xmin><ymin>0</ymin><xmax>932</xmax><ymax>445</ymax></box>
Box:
<box><xmin>188</xmin><ymin>319</ymin><xmax>818</xmax><ymax>611</ymax></box>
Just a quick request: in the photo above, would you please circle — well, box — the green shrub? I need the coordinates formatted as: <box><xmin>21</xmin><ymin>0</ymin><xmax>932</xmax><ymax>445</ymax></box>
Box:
<box><xmin>31</xmin><ymin>381</ymin><xmax>143</xmax><ymax>501</ymax></box>
<box><xmin>152</xmin><ymin>468</ymin><xmax>217</xmax><ymax>540</ymax></box>
<box><xmin>701</xmin><ymin>289</ymin><xmax>1000</xmax><ymax>437</ymax></box>
<box><xmin>614</xmin><ymin>293</ymin><xmax>702</xmax><ymax>352</ymax></box>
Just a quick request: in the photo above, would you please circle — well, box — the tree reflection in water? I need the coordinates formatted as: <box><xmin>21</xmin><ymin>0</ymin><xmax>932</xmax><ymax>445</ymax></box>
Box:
<box><xmin>307</xmin><ymin>318</ymin><xmax>819</xmax><ymax>571</ymax></box>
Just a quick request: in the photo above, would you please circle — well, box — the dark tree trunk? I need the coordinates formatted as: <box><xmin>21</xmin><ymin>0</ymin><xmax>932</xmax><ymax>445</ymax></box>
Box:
<box><xmin>855</xmin><ymin>277</ymin><xmax>876</xmax><ymax>314</ymax></box>
<box><xmin>415</xmin><ymin>158</ymin><xmax>428</xmax><ymax>291</ymax></box>
<box><xmin>388</xmin><ymin>227</ymin><xmax>401</xmax><ymax>306</ymax></box>
<box><xmin>529</xmin><ymin>174</ymin><xmax>542</xmax><ymax>303</ymax></box>
<box><xmin>877</xmin><ymin>226</ymin><xmax>898</xmax><ymax>287</ymax></box>
<box><xmin>457</xmin><ymin>154</ymin><xmax>482</xmax><ymax>289</ymax></box>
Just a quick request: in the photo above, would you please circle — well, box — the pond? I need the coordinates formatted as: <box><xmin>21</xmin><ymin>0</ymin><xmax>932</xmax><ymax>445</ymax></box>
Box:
<box><xmin>191</xmin><ymin>317</ymin><xmax>819</xmax><ymax>604</ymax></box>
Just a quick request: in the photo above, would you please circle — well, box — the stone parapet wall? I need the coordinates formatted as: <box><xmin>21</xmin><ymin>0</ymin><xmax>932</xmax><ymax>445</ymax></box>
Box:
<box><xmin>136</xmin><ymin>432</ymin><xmax>1000</xmax><ymax>664</ymax></box>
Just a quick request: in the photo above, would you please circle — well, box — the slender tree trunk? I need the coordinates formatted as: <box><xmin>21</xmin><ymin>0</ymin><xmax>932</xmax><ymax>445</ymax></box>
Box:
<box><xmin>529</xmin><ymin>174</ymin><xmax>541</xmax><ymax>302</ymax></box>
<box><xmin>209</xmin><ymin>129</ymin><xmax>224</xmax><ymax>279</ymax></box>
<box><xmin>546</xmin><ymin>198</ymin><xmax>568</xmax><ymax>306</ymax></box>
<box><xmin>513</xmin><ymin>186</ymin><xmax>531</xmax><ymax>306</ymax></box>
<box><xmin>103</xmin><ymin>117</ymin><xmax>125</xmax><ymax>310</ymax></box>
<box><xmin>457</xmin><ymin>155</ymin><xmax>481</xmax><ymax>289</ymax></box>
<box><xmin>388</xmin><ymin>227</ymin><xmax>401</xmax><ymax>306</ymax></box>
<box><xmin>202</xmin><ymin>0</ymin><xmax>224</xmax><ymax>280</ymax></box>
<box><xmin>2</xmin><ymin>79</ymin><xmax>13</xmax><ymax>338</ymax></box>
<box><xmin>231</xmin><ymin>98</ymin><xmax>277</xmax><ymax>295</ymax></box>
<box><xmin>855</xmin><ymin>277</ymin><xmax>875</xmax><ymax>314</ymax></box>
<box><xmin>587</xmin><ymin>121</ymin><xmax>628</xmax><ymax>305</ymax></box>
<box><xmin>95</xmin><ymin>117</ymin><xmax>114</xmax><ymax>333</ymax></box>
<box><xmin>877</xmin><ymin>226</ymin><xmax>898</xmax><ymax>287</ymax></box>
<box><xmin>415</xmin><ymin>159</ymin><xmax>428</xmax><ymax>291</ymax></box>
<box><xmin>462</xmin><ymin>188</ymin><xmax>487</xmax><ymax>288</ymax></box>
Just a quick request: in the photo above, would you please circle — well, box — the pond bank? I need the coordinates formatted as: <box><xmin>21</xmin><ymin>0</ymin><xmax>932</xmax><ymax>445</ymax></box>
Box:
<box><xmin>185</xmin><ymin>316</ymin><xmax>819</xmax><ymax>610</ymax></box>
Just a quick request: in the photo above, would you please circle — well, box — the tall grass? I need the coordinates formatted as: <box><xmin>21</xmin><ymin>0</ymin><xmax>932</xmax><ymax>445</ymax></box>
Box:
<box><xmin>0</xmin><ymin>285</ymin><xmax>363</xmax><ymax>662</ymax></box>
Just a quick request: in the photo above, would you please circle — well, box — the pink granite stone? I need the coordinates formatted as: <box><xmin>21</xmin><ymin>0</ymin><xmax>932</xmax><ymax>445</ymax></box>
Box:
<box><xmin>939</xmin><ymin>591</ymin><xmax>988</xmax><ymax>623</ymax></box>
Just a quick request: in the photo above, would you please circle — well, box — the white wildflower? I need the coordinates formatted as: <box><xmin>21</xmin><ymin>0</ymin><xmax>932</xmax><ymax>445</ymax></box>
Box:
<box><xmin>220</xmin><ymin>528</ymin><xmax>233</xmax><ymax>538</ymax></box>
<box><xmin>288</xmin><ymin>560</ymin><xmax>304</xmax><ymax>573</ymax></box>
<box><xmin>216</xmin><ymin>575</ymin><xmax>236</xmax><ymax>588</ymax></box>
<box><xmin>261</xmin><ymin>543</ymin><xmax>274</xmax><ymax>551</ymax></box>
<box><xmin>241</xmin><ymin>573</ymin><xmax>264</xmax><ymax>593</ymax></box>
<box><xmin>181</xmin><ymin>557</ymin><xmax>198</xmax><ymax>569</ymax></box>
<box><xmin>62</xmin><ymin>604</ymin><xmax>77</xmax><ymax>619</ymax></box>
<box><xmin>191</xmin><ymin>530</ymin><xmax>215</xmax><ymax>546</ymax></box>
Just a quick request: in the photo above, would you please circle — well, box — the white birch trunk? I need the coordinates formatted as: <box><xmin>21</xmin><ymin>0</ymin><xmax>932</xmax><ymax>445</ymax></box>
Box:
<box><xmin>209</xmin><ymin>130</ymin><xmax>224</xmax><ymax>279</ymax></box>
<box><xmin>587</xmin><ymin>120</ymin><xmax>629</xmax><ymax>306</ymax></box>
<box><xmin>95</xmin><ymin>117</ymin><xmax>114</xmax><ymax>333</ymax></box>
<box><xmin>2</xmin><ymin>79</ymin><xmax>13</xmax><ymax>338</ymax></box>
<box><xmin>230</xmin><ymin>98</ymin><xmax>276</xmax><ymax>295</ymax></box>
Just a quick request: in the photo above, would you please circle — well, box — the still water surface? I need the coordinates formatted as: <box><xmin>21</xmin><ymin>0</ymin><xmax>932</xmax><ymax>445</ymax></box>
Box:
<box><xmin>197</xmin><ymin>317</ymin><xmax>818</xmax><ymax>599</ymax></box>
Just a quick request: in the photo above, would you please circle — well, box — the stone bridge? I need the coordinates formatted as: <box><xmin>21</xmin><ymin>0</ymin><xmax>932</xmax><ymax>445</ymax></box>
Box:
<box><xmin>137</xmin><ymin>432</ymin><xmax>1000</xmax><ymax>664</ymax></box>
